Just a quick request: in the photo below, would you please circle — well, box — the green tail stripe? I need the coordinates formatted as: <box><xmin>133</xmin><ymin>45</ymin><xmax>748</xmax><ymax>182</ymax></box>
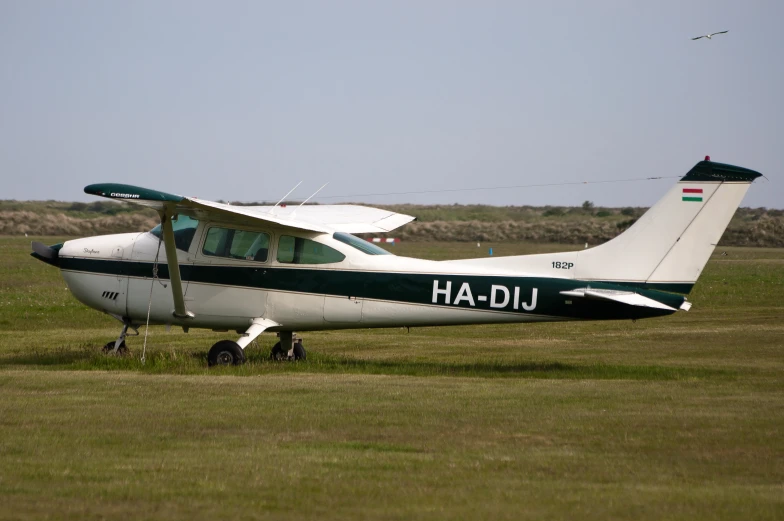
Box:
<box><xmin>682</xmin><ymin>196</ymin><xmax>703</xmax><ymax>202</ymax></box>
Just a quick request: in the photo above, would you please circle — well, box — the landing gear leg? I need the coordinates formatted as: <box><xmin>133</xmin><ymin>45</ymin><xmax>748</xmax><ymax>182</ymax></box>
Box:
<box><xmin>280</xmin><ymin>331</ymin><xmax>293</xmax><ymax>359</ymax></box>
<box><xmin>102</xmin><ymin>320</ymin><xmax>137</xmax><ymax>355</ymax></box>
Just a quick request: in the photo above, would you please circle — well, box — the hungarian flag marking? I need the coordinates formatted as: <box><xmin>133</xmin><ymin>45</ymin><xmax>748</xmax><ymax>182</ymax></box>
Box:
<box><xmin>682</xmin><ymin>187</ymin><xmax>703</xmax><ymax>202</ymax></box>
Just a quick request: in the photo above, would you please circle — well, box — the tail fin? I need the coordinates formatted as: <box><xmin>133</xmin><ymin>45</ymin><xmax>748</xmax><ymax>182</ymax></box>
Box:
<box><xmin>447</xmin><ymin>160</ymin><xmax>762</xmax><ymax>294</ymax></box>
<box><xmin>573</xmin><ymin>160</ymin><xmax>761</xmax><ymax>292</ymax></box>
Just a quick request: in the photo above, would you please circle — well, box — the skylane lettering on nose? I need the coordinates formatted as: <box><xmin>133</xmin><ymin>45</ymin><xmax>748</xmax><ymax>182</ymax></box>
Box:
<box><xmin>432</xmin><ymin>280</ymin><xmax>538</xmax><ymax>311</ymax></box>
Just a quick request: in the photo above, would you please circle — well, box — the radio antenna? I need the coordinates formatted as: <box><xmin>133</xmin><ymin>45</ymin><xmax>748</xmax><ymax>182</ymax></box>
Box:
<box><xmin>270</xmin><ymin>181</ymin><xmax>302</xmax><ymax>210</ymax></box>
<box><xmin>298</xmin><ymin>183</ymin><xmax>329</xmax><ymax>207</ymax></box>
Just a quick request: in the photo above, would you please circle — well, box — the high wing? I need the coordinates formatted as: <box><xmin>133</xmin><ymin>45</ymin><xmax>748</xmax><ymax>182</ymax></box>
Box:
<box><xmin>83</xmin><ymin>183</ymin><xmax>415</xmax><ymax>234</ymax></box>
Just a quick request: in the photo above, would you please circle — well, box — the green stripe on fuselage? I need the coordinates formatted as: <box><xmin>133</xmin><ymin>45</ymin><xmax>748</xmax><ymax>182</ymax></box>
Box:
<box><xmin>58</xmin><ymin>258</ymin><xmax>685</xmax><ymax>321</ymax></box>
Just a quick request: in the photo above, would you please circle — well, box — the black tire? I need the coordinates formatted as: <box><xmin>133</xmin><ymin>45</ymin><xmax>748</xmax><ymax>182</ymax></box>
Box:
<box><xmin>102</xmin><ymin>340</ymin><xmax>128</xmax><ymax>354</ymax></box>
<box><xmin>208</xmin><ymin>340</ymin><xmax>246</xmax><ymax>367</ymax></box>
<box><xmin>269</xmin><ymin>342</ymin><xmax>286</xmax><ymax>361</ymax></box>
<box><xmin>293</xmin><ymin>341</ymin><xmax>306</xmax><ymax>361</ymax></box>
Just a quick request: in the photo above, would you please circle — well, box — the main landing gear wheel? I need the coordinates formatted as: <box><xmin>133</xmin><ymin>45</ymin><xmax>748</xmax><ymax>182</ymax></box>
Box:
<box><xmin>208</xmin><ymin>340</ymin><xmax>246</xmax><ymax>367</ymax></box>
<box><xmin>270</xmin><ymin>342</ymin><xmax>286</xmax><ymax>361</ymax></box>
<box><xmin>102</xmin><ymin>340</ymin><xmax>128</xmax><ymax>354</ymax></box>
<box><xmin>293</xmin><ymin>341</ymin><xmax>306</xmax><ymax>361</ymax></box>
<box><xmin>269</xmin><ymin>340</ymin><xmax>306</xmax><ymax>361</ymax></box>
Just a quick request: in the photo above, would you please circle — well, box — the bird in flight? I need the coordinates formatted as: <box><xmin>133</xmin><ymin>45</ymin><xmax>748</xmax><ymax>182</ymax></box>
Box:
<box><xmin>692</xmin><ymin>30</ymin><xmax>728</xmax><ymax>40</ymax></box>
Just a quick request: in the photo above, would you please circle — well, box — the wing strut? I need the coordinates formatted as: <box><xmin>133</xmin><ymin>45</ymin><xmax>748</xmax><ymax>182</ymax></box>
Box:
<box><xmin>161</xmin><ymin>208</ymin><xmax>194</xmax><ymax>319</ymax></box>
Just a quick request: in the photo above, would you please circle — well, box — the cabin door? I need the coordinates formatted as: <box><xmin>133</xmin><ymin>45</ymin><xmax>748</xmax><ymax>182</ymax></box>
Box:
<box><xmin>183</xmin><ymin>225</ymin><xmax>270</xmax><ymax>327</ymax></box>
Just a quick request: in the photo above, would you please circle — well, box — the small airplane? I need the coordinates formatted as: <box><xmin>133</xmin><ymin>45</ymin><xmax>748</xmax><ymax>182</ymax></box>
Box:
<box><xmin>692</xmin><ymin>30</ymin><xmax>728</xmax><ymax>40</ymax></box>
<box><xmin>31</xmin><ymin>158</ymin><xmax>761</xmax><ymax>366</ymax></box>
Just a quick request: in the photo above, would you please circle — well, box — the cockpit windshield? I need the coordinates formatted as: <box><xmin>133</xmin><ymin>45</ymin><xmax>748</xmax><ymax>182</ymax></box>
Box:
<box><xmin>150</xmin><ymin>215</ymin><xmax>200</xmax><ymax>252</ymax></box>
<box><xmin>333</xmin><ymin>232</ymin><xmax>393</xmax><ymax>255</ymax></box>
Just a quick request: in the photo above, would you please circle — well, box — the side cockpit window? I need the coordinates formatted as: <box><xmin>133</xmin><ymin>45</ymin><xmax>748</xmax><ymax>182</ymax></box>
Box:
<box><xmin>277</xmin><ymin>236</ymin><xmax>345</xmax><ymax>264</ymax></box>
<box><xmin>202</xmin><ymin>227</ymin><xmax>270</xmax><ymax>262</ymax></box>
<box><xmin>150</xmin><ymin>215</ymin><xmax>200</xmax><ymax>252</ymax></box>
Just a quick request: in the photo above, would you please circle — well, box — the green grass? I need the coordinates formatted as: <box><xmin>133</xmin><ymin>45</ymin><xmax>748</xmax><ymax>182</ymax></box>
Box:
<box><xmin>0</xmin><ymin>236</ymin><xmax>782</xmax><ymax>520</ymax></box>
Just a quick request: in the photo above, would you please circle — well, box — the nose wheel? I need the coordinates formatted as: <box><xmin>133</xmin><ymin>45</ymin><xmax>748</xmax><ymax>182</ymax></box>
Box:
<box><xmin>102</xmin><ymin>340</ymin><xmax>128</xmax><ymax>354</ymax></box>
<box><xmin>103</xmin><ymin>319</ymin><xmax>137</xmax><ymax>355</ymax></box>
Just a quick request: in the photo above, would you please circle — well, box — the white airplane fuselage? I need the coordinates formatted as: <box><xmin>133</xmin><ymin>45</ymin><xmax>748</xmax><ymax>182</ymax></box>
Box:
<box><xmin>34</xmin><ymin>159</ymin><xmax>762</xmax><ymax>360</ymax></box>
<box><xmin>57</xmin><ymin>227</ymin><xmax>578</xmax><ymax>334</ymax></box>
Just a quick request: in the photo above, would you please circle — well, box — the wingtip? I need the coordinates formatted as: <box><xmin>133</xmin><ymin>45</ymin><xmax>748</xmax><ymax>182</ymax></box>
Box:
<box><xmin>83</xmin><ymin>183</ymin><xmax>184</xmax><ymax>202</ymax></box>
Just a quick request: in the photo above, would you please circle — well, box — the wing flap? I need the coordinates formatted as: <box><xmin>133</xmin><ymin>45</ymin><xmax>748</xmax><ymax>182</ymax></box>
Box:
<box><xmin>189</xmin><ymin>201</ymin><xmax>417</xmax><ymax>233</ymax></box>
<box><xmin>253</xmin><ymin>204</ymin><xmax>415</xmax><ymax>233</ymax></box>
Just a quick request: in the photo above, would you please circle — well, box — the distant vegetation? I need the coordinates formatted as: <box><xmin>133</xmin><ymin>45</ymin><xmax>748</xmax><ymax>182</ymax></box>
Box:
<box><xmin>1</xmin><ymin>199</ymin><xmax>782</xmax><ymax>247</ymax></box>
<box><xmin>376</xmin><ymin>203</ymin><xmax>784</xmax><ymax>247</ymax></box>
<box><xmin>0</xmin><ymin>200</ymin><xmax>159</xmax><ymax>237</ymax></box>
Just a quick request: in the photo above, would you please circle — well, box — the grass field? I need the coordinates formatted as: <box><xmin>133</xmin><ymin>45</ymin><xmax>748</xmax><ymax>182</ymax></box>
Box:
<box><xmin>0</xmin><ymin>237</ymin><xmax>782</xmax><ymax>520</ymax></box>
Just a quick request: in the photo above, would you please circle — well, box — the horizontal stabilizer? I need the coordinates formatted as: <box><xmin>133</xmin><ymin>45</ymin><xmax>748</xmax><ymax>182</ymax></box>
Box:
<box><xmin>560</xmin><ymin>288</ymin><xmax>677</xmax><ymax>311</ymax></box>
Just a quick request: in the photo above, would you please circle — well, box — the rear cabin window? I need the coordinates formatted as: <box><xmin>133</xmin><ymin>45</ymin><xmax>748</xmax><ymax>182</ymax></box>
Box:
<box><xmin>202</xmin><ymin>227</ymin><xmax>270</xmax><ymax>262</ymax></box>
<box><xmin>333</xmin><ymin>232</ymin><xmax>392</xmax><ymax>255</ymax></box>
<box><xmin>150</xmin><ymin>214</ymin><xmax>200</xmax><ymax>252</ymax></box>
<box><xmin>277</xmin><ymin>236</ymin><xmax>346</xmax><ymax>264</ymax></box>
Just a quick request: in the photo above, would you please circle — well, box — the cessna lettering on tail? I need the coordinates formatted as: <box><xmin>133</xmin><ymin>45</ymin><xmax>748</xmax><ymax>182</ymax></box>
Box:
<box><xmin>432</xmin><ymin>280</ymin><xmax>538</xmax><ymax>311</ymax></box>
<box><xmin>109</xmin><ymin>193</ymin><xmax>141</xmax><ymax>199</ymax></box>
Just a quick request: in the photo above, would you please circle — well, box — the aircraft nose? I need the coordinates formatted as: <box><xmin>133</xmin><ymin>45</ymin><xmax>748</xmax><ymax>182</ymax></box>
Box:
<box><xmin>30</xmin><ymin>241</ymin><xmax>63</xmax><ymax>267</ymax></box>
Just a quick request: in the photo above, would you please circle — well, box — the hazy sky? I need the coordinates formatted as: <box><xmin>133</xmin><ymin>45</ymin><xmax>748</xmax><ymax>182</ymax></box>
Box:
<box><xmin>1</xmin><ymin>1</ymin><xmax>781</xmax><ymax>208</ymax></box>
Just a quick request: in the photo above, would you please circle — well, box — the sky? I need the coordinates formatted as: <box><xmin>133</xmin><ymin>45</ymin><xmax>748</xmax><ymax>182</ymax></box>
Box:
<box><xmin>1</xmin><ymin>1</ymin><xmax>782</xmax><ymax>208</ymax></box>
